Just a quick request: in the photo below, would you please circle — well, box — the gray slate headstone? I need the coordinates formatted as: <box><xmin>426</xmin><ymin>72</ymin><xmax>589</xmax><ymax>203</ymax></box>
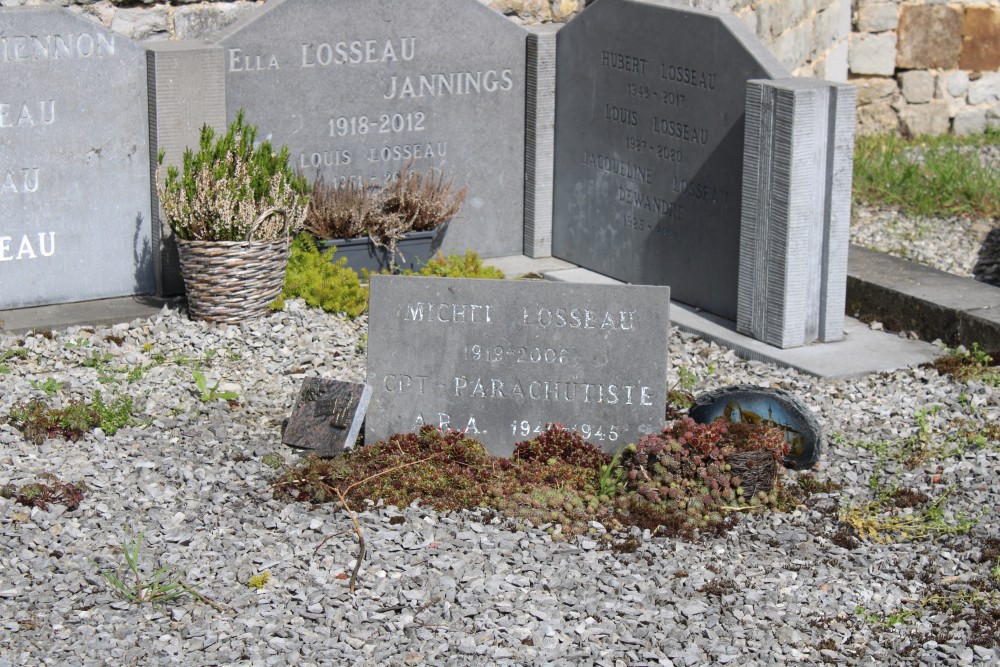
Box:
<box><xmin>0</xmin><ymin>7</ymin><xmax>153</xmax><ymax>309</ymax></box>
<box><xmin>366</xmin><ymin>275</ymin><xmax>671</xmax><ymax>457</ymax></box>
<box><xmin>217</xmin><ymin>0</ymin><xmax>527</xmax><ymax>257</ymax></box>
<box><xmin>737</xmin><ymin>78</ymin><xmax>856</xmax><ymax>348</ymax></box>
<box><xmin>283</xmin><ymin>378</ymin><xmax>372</xmax><ymax>456</ymax></box>
<box><xmin>551</xmin><ymin>0</ymin><xmax>787</xmax><ymax>321</ymax></box>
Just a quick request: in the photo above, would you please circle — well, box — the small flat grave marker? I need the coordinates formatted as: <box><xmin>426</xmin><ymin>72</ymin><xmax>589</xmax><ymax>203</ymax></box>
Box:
<box><xmin>217</xmin><ymin>0</ymin><xmax>527</xmax><ymax>257</ymax></box>
<box><xmin>688</xmin><ymin>384</ymin><xmax>823</xmax><ymax>469</ymax></box>
<box><xmin>1</xmin><ymin>7</ymin><xmax>153</xmax><ymax>308</ymax></box>
<box><xmin>283</xmin><ymin>378</ymin><xmax>372</xmax><ymax>456</ymax></box>
<box><xmin>365</xmin><ymin>275</ymin><xmax>671</xmax><ymax>457</ymax></box>
<box><xmin>552</xmin><ymin>0</ymin><xmax>787</xmax><ymax>321</ymax></box>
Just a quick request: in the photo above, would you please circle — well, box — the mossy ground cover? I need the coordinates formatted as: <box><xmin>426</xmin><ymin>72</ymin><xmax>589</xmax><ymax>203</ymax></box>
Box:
<box><xmin>273</xmin><ymin>420</ymin><xmax>796</xmax><ymax>541</ymax></box>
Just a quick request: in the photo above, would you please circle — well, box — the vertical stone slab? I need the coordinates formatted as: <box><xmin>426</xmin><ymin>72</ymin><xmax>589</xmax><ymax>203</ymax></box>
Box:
<box><xmin>216</xmin><ymin>0</ymin><xmax>527</xmax><ymax>258</ymax></box>
<box><xmin>737</xmin><ymin>78</ymin><xmax>854</xmax><ymax>349</ymax></box>
<box><xmin>0</xmin><ymin>7</ymin><xmax>153</xmax><ymax>309</ymax></box>
<box><xmin>524</xmin><ymin>24</ymin><xmax>559</xmax><ymax>258</ymax></box>
<box><xmin>147</xmin><ymin>42</ymin><xmax>226</xmax><ymax>296</ymax></box>
<box><xmin>552</xmin><ymin>0</ymin><xmax>788</xmax><ymax>322</ymax></box>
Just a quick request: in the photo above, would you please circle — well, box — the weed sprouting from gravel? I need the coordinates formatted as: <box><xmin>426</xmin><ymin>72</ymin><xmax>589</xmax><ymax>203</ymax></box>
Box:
<box><xmin>0</xmin><ymin>473</ymin><xmax>87</xmax><ymax>511</ymax></box>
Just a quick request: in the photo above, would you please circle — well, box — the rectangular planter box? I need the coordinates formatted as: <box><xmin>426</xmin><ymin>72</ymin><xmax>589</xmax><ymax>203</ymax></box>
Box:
<box><xmin>320</xmin><ymin>229</ymin><xmax>441</xmax><ymax>275</ymax></box>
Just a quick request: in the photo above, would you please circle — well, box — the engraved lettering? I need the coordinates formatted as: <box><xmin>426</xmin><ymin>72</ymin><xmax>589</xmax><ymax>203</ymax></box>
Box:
<box><xmin>583</xmin><ymin>151</ymin><xmax>652</xmax><ymax>184</ymax></box>
<box><xmin>1</xmin><ymin>33</ymin><xmax>115</xmax><ymax>62</ymax></box>
<box><xmin>300</xmin><ymin>37</ymin><xmax>416</xmax><ymax>68</ymax></box>
<box><xmin>604</xmin><ymin>104</ymin><xmax>638</xmax><ymax>126</ymax></box>
<box><xmin>0</xmin><ymin>167</ymin><xmax>40</xmax><ymax>195</ymax></box>
<box><xmin>383</xmin><ymin>69</ymin><xmax>514</xmax><ymax>100</ymax></box>
<box><xmin>659</xmin><ymin>63</ymin><xmax>717</xmax><ymax>90</ymax></box>
<box><xmin>601</xmin><ymin>50</ymin><xmax>647</xmax><ymax>75</ymax></box>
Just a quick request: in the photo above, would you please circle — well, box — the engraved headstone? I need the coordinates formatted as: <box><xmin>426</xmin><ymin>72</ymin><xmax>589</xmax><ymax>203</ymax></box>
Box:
<box><xmin>688</xmin><ymin>384</ymin><xmax>824</xmax><ymax>469</ymax></box>
<box><xmin>283</xmin><ymin>378</ymin><xmax>372</xmax><ymax>456</ymax></box>
<box><xmin>366</xmin><ymin>275</ymin><xmax>671</xmax><ymax>457</ymax></box>
<box><xmin>217</xmin><ymin>0</ymin><xmax>527</xmax><ymax>257</ymax></box>
<box><xmin>552</xmin><ymin>0</ymin><xmax>787</xmax><ymax>321</ymax></box>
<box><xmin>1</xmin><ymin>7</ymin><xmax>153</xmax><ymax>309</ymax></box>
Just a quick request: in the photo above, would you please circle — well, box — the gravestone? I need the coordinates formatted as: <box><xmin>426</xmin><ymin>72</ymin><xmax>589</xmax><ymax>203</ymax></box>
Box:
<box><xmin>283</xmin><ymin>378</ymin><xmax>372</xmax><ymax>456</ymax></box>
<box><xmin>738</xmin><ymin>78</ymin><xmax>856</xmax><ymax>348</ymax></box>
<box><xmin>216</xmin><ymin>0</ymin><xmax>527</xmax><ymax>257</ymax></box>
<box><xmin>552</xmin><ymin>0</ymin><xmax>787</xmax><ymax>321</ymax></box>
<box><xmin>366</xmin><ymin>275</ymin><xmax>670</xmax><ymax>457</ymax></box>
<box><xmin>0</xmin><ymin>7</ymin><xmax>153</xmax><ymax>309</ymax></box>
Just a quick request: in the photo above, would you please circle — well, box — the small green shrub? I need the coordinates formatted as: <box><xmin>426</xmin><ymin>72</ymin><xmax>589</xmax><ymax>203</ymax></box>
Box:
<box><xmin>278</xmin><ymin>234</ymin><xmax>368</xmax><ymax>317</ymax></box>
<box><xmin>400</xmin><ymin>250</ymin><xmax>505</xmax><ymax>279</ymax></box>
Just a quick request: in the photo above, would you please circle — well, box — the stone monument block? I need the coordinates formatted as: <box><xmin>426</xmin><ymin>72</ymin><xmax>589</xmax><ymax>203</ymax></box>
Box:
<box><xmin>1</xmin><ymin>7</ymin><xmax>153</xmax><ymax>309</ymax></box>
<box><xmin>365</xmin><ymin>275</ymin><xmax>670</xmax><ymax>457</ymax></box>
<box><xmin>524</xmin><ymin>24</ymin><xmax>560</xmax><ymax>258</ymax></box>
<box><xmin>737</xmin><ymin>78</ymin><xmax>855</xmax><ymax>349</ymax></box>
<box><xmin>217</xmin><ymin>0</ymin><xmax>527</xmax><ymax>257</ymax></box>
<box><xmin>551</xmin><ymin>0</ymin><xmax>788</xmax><ymax>321</ymax></box>
<box><xmin>147</xmin><ymin>41</ymin><xmax>227</xmax><ymax>297</ymax></box>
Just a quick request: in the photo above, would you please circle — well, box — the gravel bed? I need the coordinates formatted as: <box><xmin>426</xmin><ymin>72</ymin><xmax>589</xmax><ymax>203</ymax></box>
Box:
<box><xmin>1</xmin><ymin>299</ymin><xmax>998</xmax><ymax>666</ymax></box>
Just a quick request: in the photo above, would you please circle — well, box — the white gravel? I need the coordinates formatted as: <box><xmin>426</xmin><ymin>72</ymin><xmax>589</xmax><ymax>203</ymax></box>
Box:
<box><xmin>1</xmin><ymin>298</ymin><xmax>998</xmax><ymax>666</ymax></box>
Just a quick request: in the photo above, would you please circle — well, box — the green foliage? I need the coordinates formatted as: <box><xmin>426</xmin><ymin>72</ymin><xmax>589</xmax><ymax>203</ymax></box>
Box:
<box><xmin>619</xmin><ymin>417</ymin><xmax>791</xmax><ymax>533</ymax></box>
<box><xmin>854</xmin><ymin>604</ymin><xmax>917</xmax><ymax>629</ymax></box>
<box><xmin>400</xmin><ymin>250</ymin><xmax>505</xmax><ymax>279</ymax></box>
<box><xmin>0</xmin><ymin>347</ymin><xmax>29</xmax><ymax>374</ymax></box>
<box><xmin>29</xmin><ymin>377</ymin><xmax>63</xmax><ymax>396</ymax></box>
<box><xmin>273</xmin><ymin>422</ymin><xmax>795</xmax><ymax>539</ymax></box>
<box><xmin>157</xmin><ymin>110</ymin><xmax>308</xmax><ymax>242</ymax></box>
<box><xmin>191</xmin><ymin>370</ymin><xmax>239</xmax><ymax>403</ymax></box>
<box><xmin>261</xmin><ymin>452</ymin><xmax>286</xmax><ymax>469</ymax></box>
<box><xmin>98</xmin><ymin>529</ymin><xmax>205</xmax><ymax>606</ymax></box>
<box><xmin>598</xmin><ymin>445</ymin><xmax>627</xmax><ymax>498</ymax></box>
<box><xmin>840</xmin><ymin>482</ymin><xmax>979</xmax><ymax>543</ymax></box>
<box><xmin>279</xmin><ymin>234</ymin><xmax>369</xmax><ymax>317</ymax></box>
<box><xmin>932</xmin><ymin>342</ymin><xmax>1000</xmax><ymax>385</ymax></box>
<box><xmin>92</xmin><ymin>390</ymin><xmax>135</xmax><ymax>436</ymax></box>
<box><xmin>0</xmin><ymin>473</ymin><xmax>87</xmax><ymax>511</ymax></box>
<box><xmin>852</xmin><ymin>130</ymin><xmax>1000</xmax><ymax>219</ymax></box>
<box><xmin>7</xmin><ymin>389</ymin><xmax>135</xmax><ymax>443</ymax></box>
<box><xmin>848</xmin><ymin>405</ymin><xmax>997</xmax><ymax>467</ymax></box>
<box><xmin>247</xmin><ymin>571</ymin><xmax>271</xmax><ymax>590</ymax></box>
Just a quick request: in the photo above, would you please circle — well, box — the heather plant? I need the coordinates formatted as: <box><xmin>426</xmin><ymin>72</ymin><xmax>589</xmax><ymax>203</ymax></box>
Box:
<box><xmin>620</xmin><ymin>417</ymin><xmax>790</xmax><ymax>532</ymax></box>
<box><xmin>157</xmin><ymin>111</ymin><xmax>308</xmax><ymax>242</ymax></box>
<box><xmin>304</xmin><ymin>162</ymin><xmax>467</xmax><ymax>268</ymax></box>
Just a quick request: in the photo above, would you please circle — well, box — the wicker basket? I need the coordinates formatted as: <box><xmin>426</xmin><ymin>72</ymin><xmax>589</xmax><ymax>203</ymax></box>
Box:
<box><xmin>176</xmin><ymin>210</ymin><xmax>291</xmax><ymax>324</ymax></box>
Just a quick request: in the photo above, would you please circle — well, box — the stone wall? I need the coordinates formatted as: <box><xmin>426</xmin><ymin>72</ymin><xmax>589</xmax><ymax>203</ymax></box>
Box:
<box><xmin>13</xmin><ymin>0</ymin><xmax>998</xmax><ymax>136</ymax></box>
<box><xmin>852</xmin><ymin>1</ymin><xmax>1000</xmax><ymax>136</ymax></box>
<box><xmin>6</xmin><ymin>0</ymin><xmax>850</xmax><ymax>78</ymax></box>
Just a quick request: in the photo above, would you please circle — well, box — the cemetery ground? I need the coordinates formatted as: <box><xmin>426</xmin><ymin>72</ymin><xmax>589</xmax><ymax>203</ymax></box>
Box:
<box><xmin>0</xmin><ymin>135</ymin><xmax>998</xmax><ymax>664</ymax></box>
<box><xmin>0</xmin><ymin>302</ymin><xmax>998</xmax><ymax>664</ymax></box>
